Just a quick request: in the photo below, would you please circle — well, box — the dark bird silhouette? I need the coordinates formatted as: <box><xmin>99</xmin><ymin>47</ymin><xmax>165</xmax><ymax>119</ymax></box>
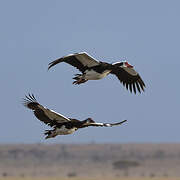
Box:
<box><xmin>48</xmin><ymin>52</ymin><xmax>145</xmax><ymax>94</ymax></box>
<box><xmin>23</xmin><ymin>94</ymin><xmax>127</xmax><ymax>139</ymax></box>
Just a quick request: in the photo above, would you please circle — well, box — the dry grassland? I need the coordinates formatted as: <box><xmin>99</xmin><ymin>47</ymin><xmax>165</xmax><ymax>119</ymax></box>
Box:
<box><xmin>1</xmin><ymin>144</ymin><xmax>180</xmax><ymax>178</ymax></box>
<box><xmin>0</xmin><ymin>177</ymin><xmax>180</xmax><ymax>180</ymax></box>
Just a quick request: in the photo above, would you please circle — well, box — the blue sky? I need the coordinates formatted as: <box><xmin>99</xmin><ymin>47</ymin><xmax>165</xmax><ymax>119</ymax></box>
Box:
<box><xmin>0</xmin><ymin>0</ymin><xmax>179</xmax><ymax>143</ymax></box>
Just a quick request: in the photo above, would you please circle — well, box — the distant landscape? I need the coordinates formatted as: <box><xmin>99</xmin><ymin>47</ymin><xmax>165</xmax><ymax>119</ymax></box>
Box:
<box><xmin>0</xmin><ymin>144</ymin><xmax>180</xmax><ymax>179</ymax></box>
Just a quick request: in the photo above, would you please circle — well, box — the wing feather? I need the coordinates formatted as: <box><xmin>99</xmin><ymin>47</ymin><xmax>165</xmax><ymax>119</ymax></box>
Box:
<box><xmin>111</xmin><ymin>66</ymin><xmax>145</xmax><ymax>94</ymax></box>
<box><xmin>23</xmin><ymin>94</ymin><xmax>70</xmax><ymax>127</ymax></box>
<box><xmin>135</xmin><ymin>82</ymin><xmax>141</xmax><ymax>93</ymax></box>
<box><xmin>133</xmin><ymin>83</ymin><xmax>136</xmax><ymax>94</ymax></box>
<box><xmin>48</xmin><ymin>52</ymin><xmax>99</xmax><ymax>73</ymax></box>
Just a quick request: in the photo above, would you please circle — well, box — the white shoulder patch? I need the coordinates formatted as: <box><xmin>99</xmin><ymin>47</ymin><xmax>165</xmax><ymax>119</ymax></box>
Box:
<box><xmin>75</xmin><ymin>52</ymin><xmax>100</xmax><ymax>67</ymax></box>
<box><xmin>43</xmin><ymin>108</ymin><xmax>70</xmax><ymax>122</ymax></box>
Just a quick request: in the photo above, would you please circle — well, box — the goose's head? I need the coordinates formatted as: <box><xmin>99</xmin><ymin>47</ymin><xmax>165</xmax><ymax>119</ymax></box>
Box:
<box><xmin>84</xmin><ymin>118</ymin><xmax>95</xmax><ymax>124</ymax></box>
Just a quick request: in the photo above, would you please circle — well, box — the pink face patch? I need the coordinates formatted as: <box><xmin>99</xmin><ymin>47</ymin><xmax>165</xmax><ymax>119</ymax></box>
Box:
<box><xmin>125</xmin><ymin>62</ymin><xmax>133</xmax><ymax>68</ymax></box>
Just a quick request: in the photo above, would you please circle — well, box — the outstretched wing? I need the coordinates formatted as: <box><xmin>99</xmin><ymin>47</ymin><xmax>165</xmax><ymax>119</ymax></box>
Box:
<box><xmin>111</xmin><ymin>67</ymin><xmax>145</xmax><ymax>94</ymax></box>
<box><xmin>23</xmin><ymin>94</ymin><xmax>70</xmax><ymax>127</ymax></box>
<box><xmin>48</xmin><ymin>52</ymin><xmax>100</xmax><ymax>73</ymax></box>
<box><xmin>84</xmin><ymin>120</ymin><xmax>127</xmax><ymax>127</ymax></box>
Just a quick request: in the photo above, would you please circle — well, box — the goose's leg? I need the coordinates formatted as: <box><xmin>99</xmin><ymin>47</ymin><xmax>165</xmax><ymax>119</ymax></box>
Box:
<box><xmin>73</xmin><ymin>78</ymin><xmax>88</xmax><ymax>85</ymax></box>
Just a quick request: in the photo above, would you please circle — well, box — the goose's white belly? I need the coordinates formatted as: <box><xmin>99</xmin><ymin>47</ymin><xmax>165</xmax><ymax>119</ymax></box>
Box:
<box><xmin>84</xmin><ymin>70</ymin><xmax>111</xmax><ymax>80</ymax></box>
<box><xmin>56</xmin><ymin>126</ymin><xmax>77</xmax><ymax>135</ymax></box>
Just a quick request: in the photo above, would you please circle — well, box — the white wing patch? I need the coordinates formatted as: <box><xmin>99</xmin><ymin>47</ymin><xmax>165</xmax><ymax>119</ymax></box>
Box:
<box><xmin>37</xmin><ymin>104</ymin><xmax>70</xmax><ymax>123</ymax></box>
<box><xmin>89</xmin><ymin>120</ymin><xmax>127</xmax><ymax>127</ymax></box>
<box><xmin>122</xmin><ymin>67</ymin><xmax>138</xmax><ymax>76</ymax></box>
<box><xmin>89</xmin><ymin>123</ymin><xmax>111</xmax><ymax>127</ymax></box>
<box><xmin>75</xmin><ymin>52</ymin><xmax>100</xmax><ymax>67</ymax></box>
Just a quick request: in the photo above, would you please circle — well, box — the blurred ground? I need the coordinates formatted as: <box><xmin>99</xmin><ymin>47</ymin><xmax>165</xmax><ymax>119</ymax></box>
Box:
<box><xmin>0</xmin><ymin>177</ymin><xmax>180</xmax><ymax>180</ymax></box>
<box><xmin>0</xmin><ymin>144</ymin><xmax>180</xmax><ymax>178</ymax></box>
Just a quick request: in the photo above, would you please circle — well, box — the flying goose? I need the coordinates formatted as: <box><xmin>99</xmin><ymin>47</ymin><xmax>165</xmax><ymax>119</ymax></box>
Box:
<box><xmin>23</xmin><ymin>94</ymin><xmax>127</xmax><ymax>139</ymax></box>
<box><xmin>48</xmin><ymin>52</ymin><xmax>145</xmax><ymax>94</ymax></box>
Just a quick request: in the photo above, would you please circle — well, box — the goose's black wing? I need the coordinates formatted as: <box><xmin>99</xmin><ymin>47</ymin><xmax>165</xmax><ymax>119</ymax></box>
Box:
<box><xmin>23</xmin><ymin>94</ymin><xmax>70</xmax><ymax>127</ymax></box>
<box><xmin>83</xmin><ymin>120</ymin><xmax>127</xmax><ymax>127</ymax></box>
<box><xmin>111</xmin><ymin>66</ymin><xmax>145</xmax><ymax>94</ymax></box>
<box><xmin>48</xmin><ymin>52</ymin><xmax>100</xmax><ymax>73</ymax></box>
